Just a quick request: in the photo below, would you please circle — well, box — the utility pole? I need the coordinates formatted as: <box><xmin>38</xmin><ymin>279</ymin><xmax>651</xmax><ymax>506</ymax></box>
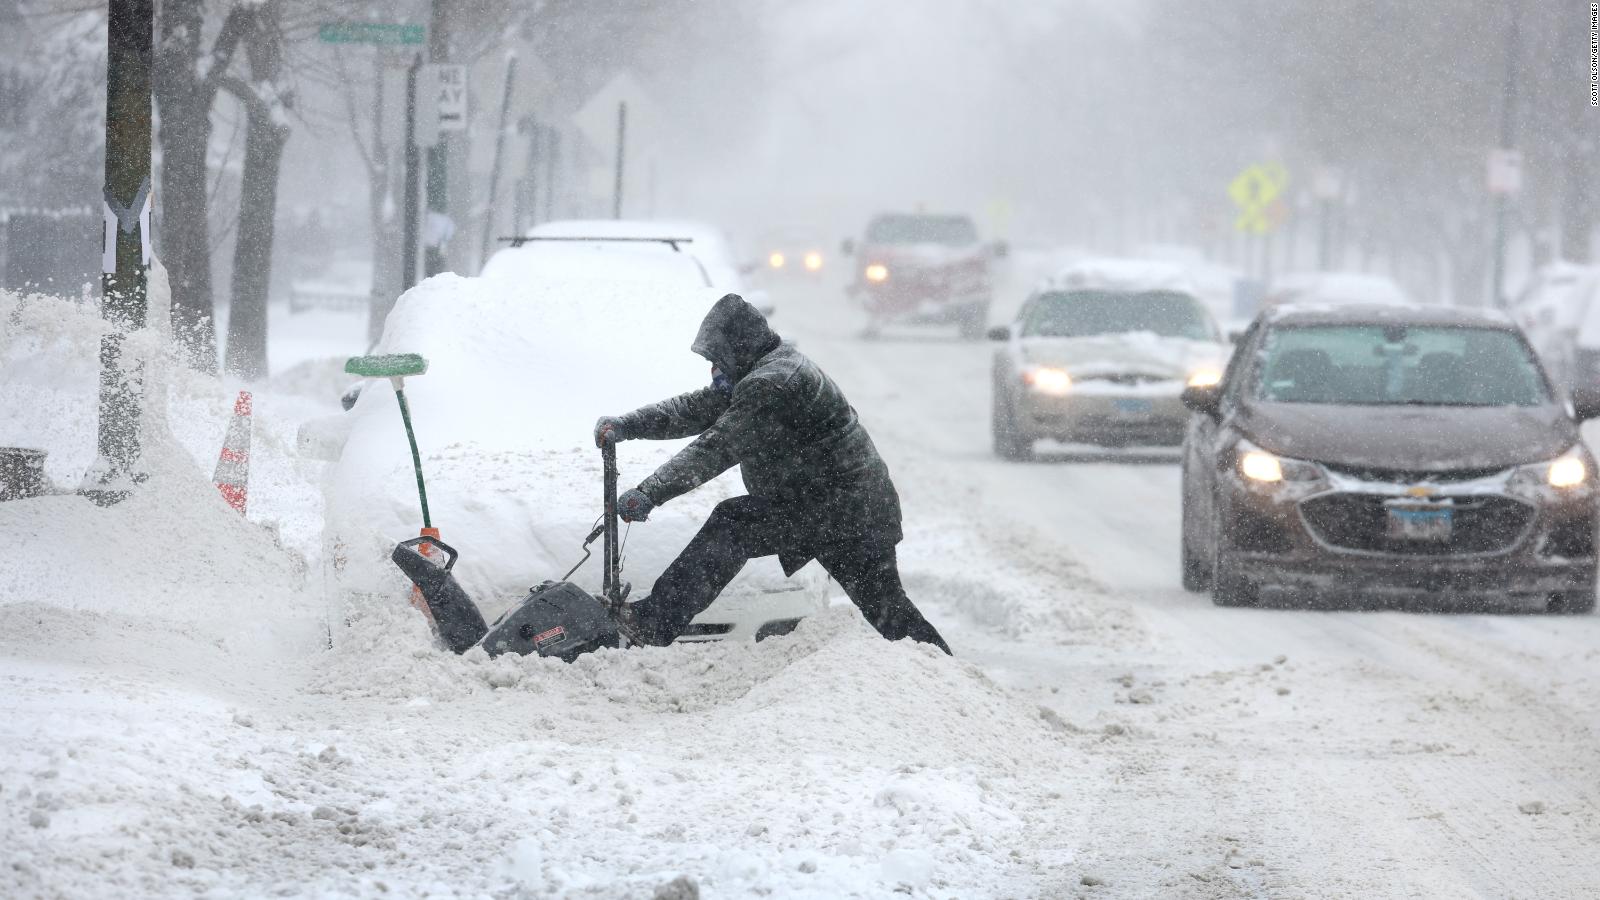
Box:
<box><xmin>612</xmin><ymin>101</ymin><xmax>626</xmax><ymax>219</ymax></box>
<box><xmin>424</xmin><ymin>0</ymin><xmax>452</xmax><ymax>276</ymax></box>
<box><xmin>1489</xmin><ymin>5</ymin><xmax>1521</xmax><ymax>308</ymax></box>
<box><xmin>400</xmin><ymin>53</ymin><xmax>422</xmax><ymax>295</ymax></box>
<box><xmin>90</xmin><ymin>0</ymin><xmax>154</xmax><ymax>505</ymax></box>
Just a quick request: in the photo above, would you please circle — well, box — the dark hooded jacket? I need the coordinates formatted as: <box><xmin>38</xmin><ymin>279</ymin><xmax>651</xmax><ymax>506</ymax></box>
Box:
<box><xmin>619</xmin><ymin>293</ymin><xmax>902</xmax><ymax>574</ymax></box>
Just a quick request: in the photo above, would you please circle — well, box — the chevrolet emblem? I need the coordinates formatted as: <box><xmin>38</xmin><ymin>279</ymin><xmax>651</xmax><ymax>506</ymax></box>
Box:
<box><xmin>1406</xmin><ymin>485</ymin><xmax>1436</xmax><ymax>498</ymax></box>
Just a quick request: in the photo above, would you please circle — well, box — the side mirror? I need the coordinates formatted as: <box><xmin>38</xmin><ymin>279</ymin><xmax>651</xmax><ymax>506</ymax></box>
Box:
<box><xmin>840</xmin><ymin>238</ymin><xmax>855</xmax><ymax>257</ymax></box>
<box><xmin>1226</xmin><ymin>329</ymin><xmax>1246</xmax><ymax>344</ymax></box>
<box><xmin>1180</xmin><ymin>384</ymin><xmax>1221</xmax><ymax>417</ymax></box>
<box><xmin>991</xmin><ymin>240</ymin><xmax>1009</xmax><ymax>260</ymax></box>
<box><xmin>986</xmin><ymin>325</ymin><xmax>1010</xmax><ymax>342</ymax></box>
<box><xmin>1572</xmin><ymin>387</ymin><xmax>1600</xmax><ymax>421</ymax></box>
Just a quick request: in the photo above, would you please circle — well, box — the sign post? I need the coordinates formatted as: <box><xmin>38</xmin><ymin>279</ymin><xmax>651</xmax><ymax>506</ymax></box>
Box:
<box><xmin>416</xmin><ymin>64</ymin><xmax>466</xmax><ymax>277</ymax></box>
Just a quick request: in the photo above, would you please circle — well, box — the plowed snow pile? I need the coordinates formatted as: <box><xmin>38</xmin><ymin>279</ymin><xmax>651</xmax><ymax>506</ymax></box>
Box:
<box><xmin>0</xmin><ymin>283</ymin><xmax>1081</xmax><ymax>898</ymax></box>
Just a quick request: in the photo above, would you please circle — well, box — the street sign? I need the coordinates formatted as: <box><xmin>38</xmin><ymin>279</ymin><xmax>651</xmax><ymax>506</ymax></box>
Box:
<box><xmin>318</xmin><ymin>23</ymin><xmax>425</xmax><ymax>45</ymax></box>
<box><xmin>1229</xmin><ymin>162</ymin><xmax>1290</xmax><ymax>234</ymax></box>
<box><xmin>1487</xmin><ymin>148</ymin><xmax>1522</xmax><ymax>196</ymax></box>
<box><xmin>415</xmin><ymin>64</ymin><xmax>468</xmax><ymax>147</ymax></box>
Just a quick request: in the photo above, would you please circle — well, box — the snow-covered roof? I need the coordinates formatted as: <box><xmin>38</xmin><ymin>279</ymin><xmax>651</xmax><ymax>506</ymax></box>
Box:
<box><xmin>1265</xmin><ymin>302</ymin><xmax>1514</xmax><ymax>329</ymax></box>
<box><xmin>1044</xmin><ymin>257</ymin><xmax>1199</xmax><ymax>295</ymax></box>
<box><xmin>526</xmin><ymin>219</ymin><xmax>743</xmax><ymax>290</ymax></box>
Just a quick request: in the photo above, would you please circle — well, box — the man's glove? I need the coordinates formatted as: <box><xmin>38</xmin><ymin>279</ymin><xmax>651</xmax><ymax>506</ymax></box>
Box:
<box><xmin>617</xmin><ymin>488</ymin><xmax>655</xmax><ymax>523</ymax></box>
<box><xmin>594</xmin><ymin>416</ymin><xmax>627</xmax><ymax>448</ymax></box>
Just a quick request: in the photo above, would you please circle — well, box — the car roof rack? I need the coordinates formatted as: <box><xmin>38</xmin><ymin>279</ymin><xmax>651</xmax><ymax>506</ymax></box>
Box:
<box><xmin>497</xmin><ymin>235</ymin><xmax>696</xmax><ymax>252</ymax></box>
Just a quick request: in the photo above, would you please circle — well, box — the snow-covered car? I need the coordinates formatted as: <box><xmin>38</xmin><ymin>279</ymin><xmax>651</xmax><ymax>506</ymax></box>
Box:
<box><xmin>846</xmin><ymin>212</ymin><xmax>1001</xmax><ymax>340</ymax></box>
<box><xmin>1510</xmin><ymin>262</ymin><xmax>1600</xmax><ymax>391</ymax></box>
<box><xmin>1180</xmin><ymin>303</ymin><xmax>1599</xmax><ymax>612</ymax></box>
<box><xmin>317</xmin><ymin>245</ymin><xmax>826</xmax><ymax>644</ymax></box>
<box><xmin>1264</xmin><ymin>271</ymin><xmax>1412</xmax><ymax>309</ymax></box>
<box><xmin>988</xmin><ymin>258</ymin><xmax>1228</xmax><ymax>458</ymax></box>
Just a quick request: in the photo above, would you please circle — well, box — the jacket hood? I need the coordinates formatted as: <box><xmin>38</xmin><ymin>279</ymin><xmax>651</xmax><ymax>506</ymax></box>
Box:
<box><xmin>1239</xmin><ymin>400</ymin><xmax>1578</xmax><ymax>471</ymax></box>
<box><xmin>691</xmin><ymin>293</ymin><xmax>781</xmax><ymax>378</ymax></box>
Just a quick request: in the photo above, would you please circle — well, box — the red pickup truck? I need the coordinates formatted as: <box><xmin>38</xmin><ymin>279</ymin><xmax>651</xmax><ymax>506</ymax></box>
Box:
<box><xmin>846</xmin><ymin>212</ymin><xmax>1002</xmax><ymax>340</ymax></box>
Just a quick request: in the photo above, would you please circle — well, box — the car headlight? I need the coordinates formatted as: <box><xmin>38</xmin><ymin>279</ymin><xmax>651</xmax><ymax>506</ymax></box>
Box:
<box><xmin>1023</xmin><ymin>365</ymin><xmax>1072</xmax><ymax>395</ymax></box>
<box><xmin>1511</xmin><ymin>450</ymin><xmax>1591</xmax><ymax>492</ymax></box>
<box><xmin>803</xmin><ymin>251</ymin><xmax>823</xmax><ymax>271</ymax></box>
<box><xmin>1549</xmin><ymin>456</ymin><xmax>1587</xmax><ymax>487</ymax></box>
<box><xmin>768</xmin><ymin>252</ymin><xmax>786</xmax><ymax>269</ymax></box>
<box><xmin>1187</xmin><ymin>367</ymin><xmax>1223</xmax><ymax>388</ymax></box>
<box><xmin>864</xmin><ymin>263</ymin><xmax>889</xmax><ymax>283</ymax></box>
<box><xmin>1235</xmin><ymin>439</ymin><xmax>1322</xmax><ymax>484</ymax></box>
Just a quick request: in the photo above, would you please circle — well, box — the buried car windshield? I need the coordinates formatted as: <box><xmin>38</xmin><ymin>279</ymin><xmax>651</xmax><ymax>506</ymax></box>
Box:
<box><xmin>1255</xmin><ymin>324</ymin><xmax>1550</xmax><ymax>407</ymax></box>
<box><xmin>1022</xmin><ymin>290</ymin><xmax>1213</xmax><ymax>340</ymax></box>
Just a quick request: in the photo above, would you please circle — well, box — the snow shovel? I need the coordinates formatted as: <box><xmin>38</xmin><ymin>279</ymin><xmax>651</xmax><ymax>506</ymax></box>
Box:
<box><xmin>345</xmin><ymin>353</ymin><xmax>442</xmax><ymax>621</ymax></box>
<box><xmin>388</xmin><ymin>441</ymin><xmax>626</xmax><ymax>661</ymax></box>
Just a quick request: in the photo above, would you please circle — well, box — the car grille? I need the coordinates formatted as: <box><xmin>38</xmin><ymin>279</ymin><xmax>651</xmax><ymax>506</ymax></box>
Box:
<box><xmin>1078</xmin><ymin>373</ymin><xmax>1173</xmax><ymax>386</ymax></box>
<box><xmin>1299</xmin><ymin>493</ymin><xmax>1534</xmax><ymax>555</ymax></box>
<box><xmin>1322</xmin><ymin>463</ymin><xmax>1507</xmax><ymax>485</ymax></box>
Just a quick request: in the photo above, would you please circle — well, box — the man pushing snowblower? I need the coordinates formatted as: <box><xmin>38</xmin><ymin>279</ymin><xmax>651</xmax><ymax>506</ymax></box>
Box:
<box><xmin>595</xmin><ymin>293</ymin><xmax>952</xmax><ymax>655</ymax></box>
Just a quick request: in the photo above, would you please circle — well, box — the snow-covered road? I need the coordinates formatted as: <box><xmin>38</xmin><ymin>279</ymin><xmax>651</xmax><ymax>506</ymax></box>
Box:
<box><xmin>5</xmin><ymin>275</ymin><xmax>1600</xmax><ymax>898</ymax></box>
<box><xmin>786</xmin><ymin>278</ymin><xmax>1600</xmax><ymax>896</ymax></box>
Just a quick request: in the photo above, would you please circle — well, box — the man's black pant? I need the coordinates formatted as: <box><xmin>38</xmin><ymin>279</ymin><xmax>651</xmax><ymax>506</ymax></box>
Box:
<box><xmin>629</xmin><ymin>496</ymin><xmax>952</xmax><ymax>654</ymax></box>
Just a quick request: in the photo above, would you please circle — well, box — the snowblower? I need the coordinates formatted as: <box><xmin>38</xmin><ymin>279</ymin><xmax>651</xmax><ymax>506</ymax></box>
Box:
<box><xmin>388</xmin><ymin>439</ymin><xmax>628</xmax><ymax>661</ymax></box>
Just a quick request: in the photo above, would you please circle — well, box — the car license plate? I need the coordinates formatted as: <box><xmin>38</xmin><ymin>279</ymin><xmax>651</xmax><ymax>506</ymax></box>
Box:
<box><xmin>1386</xmin><ymin>504</ymin><xmax>1452</xmax><ymax>541</ymax></box>
<box><xmin>1111</xmin><ymin>398</ymin><xmax>1153</xmax><ymax>419</ymax></box>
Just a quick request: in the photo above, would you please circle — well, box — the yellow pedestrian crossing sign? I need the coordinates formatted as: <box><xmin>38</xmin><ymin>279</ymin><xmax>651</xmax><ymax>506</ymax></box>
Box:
<box><xmin>1229</xmin><ymin>162</ymin><xmax>1289</xmax><ymax>234</ymax></box>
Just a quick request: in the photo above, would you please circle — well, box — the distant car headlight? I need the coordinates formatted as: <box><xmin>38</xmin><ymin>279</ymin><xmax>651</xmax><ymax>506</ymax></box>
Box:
<box><xmin>864</xmin><ymin>263</ymin><xmax>889</xmax><ymax>283</ymax></box>
<box><xmin>803</xmin><ymin>251</ymin><xmax>823</xmax><ymax>271</ymax></box>
<box><xmin>1236</xmin><ymin>439</ymin><xmax>1322</xmax><ymax>485</ymax></box>
<box><xmin>1023</xmin><ymin>365</ymin><xmax>1072</xmax><ymax>395</ymax></box>
<box><xmin>768</xmin><ymin>252</ymin><xmax>786</xmax><ymax>269</ymax></box>
<box><xmin>1547</xmin><ymin>454</ymin><xmax>1587</xmax><ymax>487</ymax></box>
<box><xmin>1187</xmin><ymin>367</ymin><xmax>1223</xmax><ymax>388</ymax></box>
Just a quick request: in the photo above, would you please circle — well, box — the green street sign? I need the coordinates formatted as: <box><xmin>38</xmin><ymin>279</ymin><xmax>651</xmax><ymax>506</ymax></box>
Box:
<box><xmin>318</xmin><ymin>23</ymin><xmax>425</xmax><ymax>46</ymax></box>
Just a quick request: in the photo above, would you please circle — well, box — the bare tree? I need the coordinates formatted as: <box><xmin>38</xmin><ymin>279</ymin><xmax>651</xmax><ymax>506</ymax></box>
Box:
<box><xmin>218</xmin><ymin>0</ymin><xmax>289</xmax><ymax>380</ymax></box>
<box><xmin>152</xmin><ymin>0</ymin><xmax>251</xmax><ymax>372</ymax></box>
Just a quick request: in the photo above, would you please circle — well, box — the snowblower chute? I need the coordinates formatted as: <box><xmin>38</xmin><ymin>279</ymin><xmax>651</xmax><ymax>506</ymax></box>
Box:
<box><xmin>389</xmin><ymin>441</ymin><xmax>628</xmax><ymax>661</ymax></box>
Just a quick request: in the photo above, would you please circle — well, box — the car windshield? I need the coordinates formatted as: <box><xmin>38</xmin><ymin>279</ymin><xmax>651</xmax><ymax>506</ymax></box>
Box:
<box><xmin>865</xmin><ymin>215</ymin><xmax>978</xmax><ymax>245</ymax></box>
<box><xmin>1255</xmin><ymin>324</ymin><xmax>1549</xmax><ymax>406</ymax></box>
<box><xmin>1021</xmin><ymin>290</ymin><xmax>1214</xmax><ymax>340</ymax></box>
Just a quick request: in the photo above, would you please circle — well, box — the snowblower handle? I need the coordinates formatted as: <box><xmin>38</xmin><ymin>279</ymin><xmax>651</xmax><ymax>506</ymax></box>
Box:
<box><xmin>601</xmin><ymin>442</ymin><xmax>622</xmax><ymax>604</ymax></box>
<box><xmin>397</xmin><ymin>534</ymin><xmax>458</xmax><ymax>572</ymax></box>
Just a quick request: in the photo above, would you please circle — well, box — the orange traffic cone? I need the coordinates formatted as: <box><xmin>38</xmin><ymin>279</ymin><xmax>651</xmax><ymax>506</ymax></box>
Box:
<box><xmin>213</xmin><ymin>391</ymin><xmax>252</xmax><ymax>515</ymax></box>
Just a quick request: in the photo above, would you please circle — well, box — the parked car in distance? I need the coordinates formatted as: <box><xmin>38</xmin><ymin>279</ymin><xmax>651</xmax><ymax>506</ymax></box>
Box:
<box><xmin>1510</xmin><ymin>262</ymin><xmax>1600</xmax><ymax>391</ymax></box>
<box><xmin>846</xmin><ymin>212</ymin><xmax>1002</xmax><ymax>339</ymax></box>
<box><xmin>1264</xmin><ymin>271</ymin><xmax>1412</xmax><ymax>309</ymax></box>
<box><xmin>1180</xmin><ymin>303</ymin><xmax>1600</xmax><ymax>612</ymax></box>
<box><xmin>989</xmin><ymin>258</ymin><xmax>1228</xmax><ymax>458</ymax></box>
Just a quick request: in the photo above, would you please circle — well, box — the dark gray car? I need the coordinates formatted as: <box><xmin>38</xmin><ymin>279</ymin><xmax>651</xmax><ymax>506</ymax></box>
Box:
<box><xmin>1180</xmin><ymin>304</ymin><xmax>1600</xmax><ymax>612</ymax></box>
